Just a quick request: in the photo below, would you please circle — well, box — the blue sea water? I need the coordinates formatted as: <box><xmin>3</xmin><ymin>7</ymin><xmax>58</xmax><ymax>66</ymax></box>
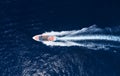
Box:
<box><xmin>0</xmin><ymin>0</ymin><xmax>120</xmax><ymax>76</ymax></box>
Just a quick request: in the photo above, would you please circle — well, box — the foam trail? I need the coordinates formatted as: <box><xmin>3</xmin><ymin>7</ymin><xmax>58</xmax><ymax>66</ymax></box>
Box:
<box><xmin>58</xmin><ymin>35</ymin><xmax>120</xmax><ymax>42</ymax></box>
<box><xmin>42</xmin><ymin>31</ymin><xmax>71</xmax><ymax>36</ymax></box>
<box><xmin>41</xmin><ymin>25</ymin><xmax>120</xmax><ymax>50</ymax></box>
<box><xmin>43</xmin><ymin>41</ymin><xmax>84</xmax><ymax>46</ymax></box>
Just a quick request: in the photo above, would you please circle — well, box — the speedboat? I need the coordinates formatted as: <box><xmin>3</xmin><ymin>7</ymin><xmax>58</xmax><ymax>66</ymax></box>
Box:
<box><xmin>33</xmin><ymin>35</ymin><xmax>56</xmax><ymax>41</ymax></box>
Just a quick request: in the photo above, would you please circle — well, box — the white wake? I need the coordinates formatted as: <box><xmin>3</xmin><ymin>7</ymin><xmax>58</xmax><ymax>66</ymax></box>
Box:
<box><xmin>41</xmin><ymin>25</ymin><xmax>120</xmax><ymax>50</ymax></box>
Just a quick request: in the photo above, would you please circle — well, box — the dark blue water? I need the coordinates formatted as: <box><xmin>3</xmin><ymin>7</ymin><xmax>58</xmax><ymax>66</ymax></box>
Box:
<box><xmin>0</xmin><ymin>0</ymin><xmax>120</xmax><ymax>76</ymax></box>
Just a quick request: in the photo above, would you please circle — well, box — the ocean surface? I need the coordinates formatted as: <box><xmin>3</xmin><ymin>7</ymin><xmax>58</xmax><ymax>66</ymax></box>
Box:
<box><xmin>0</xmin><ymin>0</ymin><xmax>120</xmax><ymax>76</ymax></box>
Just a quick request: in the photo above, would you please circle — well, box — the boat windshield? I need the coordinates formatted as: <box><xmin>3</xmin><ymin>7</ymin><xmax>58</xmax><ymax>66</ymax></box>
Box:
<box><xmin>39</xmin><ymin>36</ymin><xmax>43</xmax><ymax>41</ymax></box>
<box><xmin>39</xmin><ymin>36</ymin><xmax>48</xmax><ymax>41</ymax></box>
